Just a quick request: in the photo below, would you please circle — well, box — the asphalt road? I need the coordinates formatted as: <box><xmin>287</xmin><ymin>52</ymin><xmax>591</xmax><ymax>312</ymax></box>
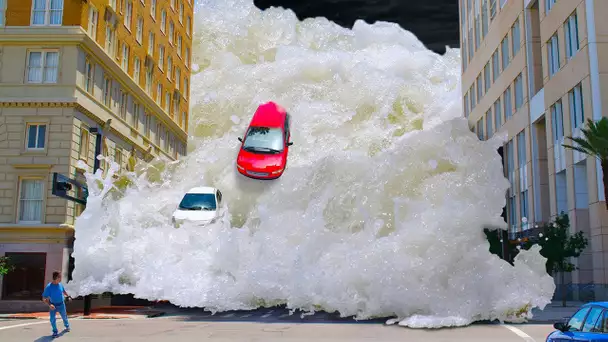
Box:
<box><xmin>0</xmin><ymin>317</ymin><xmax>555</xmax><ymax>341</ymax></box>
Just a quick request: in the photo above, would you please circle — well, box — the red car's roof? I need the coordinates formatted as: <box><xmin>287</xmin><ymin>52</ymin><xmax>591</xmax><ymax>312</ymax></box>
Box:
<box><xmin>249</xmin><ymin>102</ymin><xmax>286</xmax><ymax>128</ymax></box>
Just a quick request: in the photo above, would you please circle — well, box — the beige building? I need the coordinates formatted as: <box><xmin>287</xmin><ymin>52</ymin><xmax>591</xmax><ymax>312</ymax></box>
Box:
<box><xmin>0</xmin><ymin>0</ymin><xmax>193</xmax><ymax>311</ymax></box>
<box><xmin>459</xmin><ymin>0</ymin><xmax>608</xmax><ymax>297</ymax></box>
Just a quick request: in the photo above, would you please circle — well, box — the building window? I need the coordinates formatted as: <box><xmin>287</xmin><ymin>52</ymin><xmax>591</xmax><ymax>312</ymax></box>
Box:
<box><xmin>148</xmin><ymin>32</ymin><xmax>155</xmax><ymax>55</ymax></box>
<box><xmin>462</xmin><ymin>39</ymin><xmax>467</xmax><ymax>71</ymax></box>
<box><xmin>175</xmin><ymin>67</ymin><xmax>181</xmax><ymax>90</ymax></box>
<box><xmin>159</xmin><ymin>45</ymin><xmax>164</xmax><ymax>70</ymax></box>
<box><xmin>105</xmin><ymin>25</ymin><xmax>116</xmax><ymax>56</ymax></box>
<box><xmin>134</xmin><ymin>57</ymin><xmax>141</xmax><ymax>83</ymax></box>
<box><xmin>150</xmin><ymin>0</ymin><xmax>156</xmax><ymax>18</ymax></box>
<box><xmin>470</xmin><ymin>85</ymin><xmax>476</xmax><ymax>110</ymax></box>
<box><xmin>121</xmin><ymin>43</ymin><xmax>129</xmax><ymax>70</ymax></box>
<box><xmin>504</xmin><ymin>86</ymin><xmax>512</xmax><ymax>120</ymax></box>
<box><xmin>551</xmin><ymin>100</ymin><xmax>564</xmax><ymax>142</ymax></box>
<box><xmin>569</xmin><ymin>83</ymin><xmax>584</xmax><ymax>130</ymax></box>
<box><xmin>18</xmin><ymin>179</ymin><xmax>44</xmax><ymax>223</ymax></box>
<box><xmin>156</xmin><ymin>123</ymin><xmax>162</xmax><ymax>145</ymax></box>
<box><xmin>177</xmin><ymin>36</ymin><xmax>182</xmax><ymax>57</ymax></box>
<box><xmin>464</xmin><ymin>93</ymin><xmax>469</xmax><ymax>118</ymax></box>
<box><xmin>0</xmin><ymin>0</ymin><xmax>6</xmax><ymax>26</ymax></box>
<box><xmin>120</xmin><ymin>91</ymin><xmax>128</xmax><ymax>119</ymax></box>
<box><xmin>468</xmin><ymin>27</ymin><xmax>474</xmax><ymax>60</ymax></box>
<box><xmin>494</xmin><ymin>98</ymin><xmax>502</xmax><ymax>131</ymax></box>
<box><xmin>173</xmin><ymin>96</ymin><xmax>179</xmax><ymax>115</ymax></box>
<box><xmin>136</xmin><ymin>16</ymin><xmax>143</xmax><ymax>43</ymax></box>
<box><xmin>179</xmin><ymin>2</ymin><xmax>184</xmax><ymax>23</ymax></box>
<box><xmin>161</xmin><ymin>10</ymin><xmax>166</xmax><ymax>32</ymax></box>
<box><xmin>565</xmin><ymin>12</ymin><xmax>579</xmax><ymax>59</ymax></box>
<box><xmin>103</xmin><ymin>77</ymin><xmax>112</xmax><ymax>106</ymax></box>
<box><xmin>84</xmin><ymin>58</ymin><xmax>94</xmax><ymax>93</ymax></box>
<box><xmin>500</xmin><ymin>0</ymin><xmax>507</xmax><ymax>8</ymax></box>
<box><xmin>486</xmin><ymin>109</ymin><xmax>493</xmax><ymax>139</ymax></box>
<box><xmin>481</xmin><ymin>0</ymin><xmax>488</xmax><ymax>39</ymax></box>
<box><xmin>183</xmin><ymin>78</ymin><xmax>188</xmax><ymax>99</ymax></box>
<box><xmin>145</xmin><ymin>67</ymin><xmax>153</xmax><ymax>94</ymax></box>
<box><xmin>476</xmin><ymin>74</ymin><xmax>483</xmax><ymax>101</ymax></box>
<box><xmin>185</xmin><ymin>47</ymin><xmax>190</xmax><ymax>68</ymax></box>
<box><xmin>474</xmin><ymin>12</ymin><xmax>480</xmax><ymax>50</ymax></box>
<box><xmin>501</xmin><ymin>35</ymin><xmax>509</xmax><ymax>71</ymax></box>
<box><xmin>489</xmin><ymin>0</ymin><xmax>496</xmax><ymax>19</ymax></box>
<box><xmin>115</xmin><ymin>147</ymin><xmax>123</xmax><ymax>169</ymax></box>
<box><xmin>79</xmin><ymin>126</ymin><xmax>89</xmax><ymax>160</ymax></box>
<box><xmin>546</xmin><ymin>0</ymin><xmax>556</xmax><ymax>14</ymax></box>
<box><xmin>167</xmin><ymin>56</ymin><xmax>173</xmax><ymax>80</ymax></box>
<box><xmin>476</xmin><ymin>118</ymin><xmax>484</xmax><ymax>140</ymax></box>
<box><xmin>517</xmin><ymin>131</ymin><xmax>526</xmax><ymax>167</ymax></box>
<box><xmin>26</xmin><ymin>124</ymin><xmax>46</xmax><ymax>150</ymax></box>
<box><xmin>514</xmin><ymin>73</ymin><xmax>523</xmax><ymax>111</ymax></box>
<box><xmin>169</xmin><ymin>21</ymin><xmax>175</xmax><ymax>44</ymax></box>
<box><xmin>484</xmin><ymin>62</ymin><xmax>491</xmax><ymax>93</ymax></box>
<box><xmin>132</xmin><ymin>102</ymin><xmax>140</xmax><ymax>128</ymax></box>
<box><xmin>124</xmin><ymin>1</ymin><xmax>133</xmax><ymax>29</ymax></box>
<box><xmin>548</xmin><ymin>33</ymin><xmax>560</xmax><ymax>76</ymax></box>
<box><xmin>31</xmin><ymin>0</ymin><xmax>63</xmax><ymax>25</ymax></box>
<box><xmin>181</xmin><ymin>111</ymin><xmax>186</xmax><ymax>129</ymax></box>
<box><xmin>186</xmin><ymin>16</ymin><xmax>191</xmax><ymax>36</ymax></box>
<box><xmin>110</xmin><ymin>0</ymin><xmax>116</xmax><ymax>10</ymax></box>
<box><xmin>26</xmin><ymin>50</ymin><xmax>59</xmax><ymax>84</ymax></box>
<box><xmin>88</xmin><ymin>6</ymin><xmax>98</xmax><ymax>40</ymax></box>
<box><xmin>145</xmin><ymin>114</ymin><xmax>152</xmax><ymax>138</ymax></box>
<box><xmin>156</xmin><ymin>84</ymin><xmax>162</xmax><ymax>103</ymax></box>
<box><xmin>164</xmin><ymin>92</ymin><xmax>170</xmax><ymax>112</ymax></box>
<box><xmin>511</xmin><ymin>18</ymin><xmax>520</xmax><ymax>57</ymax></box>
<box><xmin>170</xmin><ymin>0</ymin><xmax>175</xmax><ymax>9</ymax></box>
<box><xmin>492</xmin><ymin>49</ymin><xmax>499</xmax><ymax>81</ymax></box>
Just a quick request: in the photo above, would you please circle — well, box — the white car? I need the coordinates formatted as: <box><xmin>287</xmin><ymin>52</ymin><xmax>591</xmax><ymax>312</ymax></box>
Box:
<box><xmin>171</xmin><ymin>186</ymin><xmax>223</xmax><ymax>227</ymax></box>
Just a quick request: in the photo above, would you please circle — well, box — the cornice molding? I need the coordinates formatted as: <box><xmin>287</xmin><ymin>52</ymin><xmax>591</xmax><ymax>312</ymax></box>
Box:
<box><xmin>0</xmin><ymin>101</ymin><xmax>77</xmax><ymax>108</ymax></box>
<box><xmin>12</xmin><ymin>164</ymin><xmax>54</xmax><ymax>169</ymax></box>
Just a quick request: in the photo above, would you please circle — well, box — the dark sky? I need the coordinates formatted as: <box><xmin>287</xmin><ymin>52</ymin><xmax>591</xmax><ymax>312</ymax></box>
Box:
<box><xmin>254</xmin><ymin>0</ymin><xmax>460</xmax><ymax>54</ymax></box>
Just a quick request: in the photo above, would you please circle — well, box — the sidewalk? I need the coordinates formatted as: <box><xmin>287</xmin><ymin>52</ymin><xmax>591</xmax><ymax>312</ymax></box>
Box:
<box><xmin>0</xmin><ymin>306</ymin><xmax>165</xmax><ymax>320</ymax></box>
<box><xmin>527</xmin><ymin>301</ymin><xmax>585</xmax><ymax>323</ymax></box>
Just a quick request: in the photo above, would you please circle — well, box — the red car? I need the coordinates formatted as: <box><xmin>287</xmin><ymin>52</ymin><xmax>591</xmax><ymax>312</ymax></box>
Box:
<box><xmin>236</xmin><ymin>102</ymin><xmax>293</xmax><ymax>180</ymax></box>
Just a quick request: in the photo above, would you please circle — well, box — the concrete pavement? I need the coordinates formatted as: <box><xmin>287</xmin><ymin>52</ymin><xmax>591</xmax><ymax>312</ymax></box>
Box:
<box><xmin>0</xmin><ymin>318</ymin><xmax>556</xmax><ymax>341</ymax></box>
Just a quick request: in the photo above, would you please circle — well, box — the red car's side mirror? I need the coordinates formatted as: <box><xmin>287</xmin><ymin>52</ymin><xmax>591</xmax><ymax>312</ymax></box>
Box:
<box><xmin>238</xmin><ymin>137</ymin><xmax>243</xmax><ymax>142</ymax></box>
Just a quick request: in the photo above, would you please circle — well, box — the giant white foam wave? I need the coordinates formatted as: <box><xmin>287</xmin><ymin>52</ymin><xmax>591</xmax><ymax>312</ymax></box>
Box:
<box><xmin>66</xmin><ymin>0</ymin><xmax>555</xmax><ymax>328</ymax></box>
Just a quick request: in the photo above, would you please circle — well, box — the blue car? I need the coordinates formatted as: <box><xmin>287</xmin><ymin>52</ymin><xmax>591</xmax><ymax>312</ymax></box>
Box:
<box><xmin>547</xmin><ymin>302</ymin><xmax>608</xmax><ymax>341</ymax></box>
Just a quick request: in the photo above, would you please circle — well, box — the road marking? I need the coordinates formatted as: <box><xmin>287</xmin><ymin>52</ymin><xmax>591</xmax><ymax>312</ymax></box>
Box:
<box><xmin>502</xmin><ymin>324</ymin><xmax>536</xmax><ymax>342</ymax></box>
<box><xmin>0</xmin><ymin>321</ymin><xmax>47</xmax><ymax>331</ymax></box>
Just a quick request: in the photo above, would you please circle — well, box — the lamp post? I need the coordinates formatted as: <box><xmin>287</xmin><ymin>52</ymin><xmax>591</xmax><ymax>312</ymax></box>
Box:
<box><xmin>82</xmin><ymin>119</ymin><xmax>111</xmax><ymax>316</ymax></box>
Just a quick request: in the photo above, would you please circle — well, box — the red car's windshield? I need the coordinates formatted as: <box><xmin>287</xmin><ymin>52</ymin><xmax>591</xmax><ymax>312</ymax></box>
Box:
<box><xmin>242</xmin><ymin>127</ymin><xmax>284</xmax><ymax>153</ymax></box>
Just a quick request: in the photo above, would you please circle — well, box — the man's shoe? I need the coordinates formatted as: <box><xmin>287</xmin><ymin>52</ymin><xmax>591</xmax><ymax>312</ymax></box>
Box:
<box><xmin>52</xmin><ymin>332</ymin><xmax>59</xmax><ymax>338</ymax></box>
<box><xmin>65</xmin><ymin>327</ymin><xmax>71</xmax><ymax>332</ymax></box>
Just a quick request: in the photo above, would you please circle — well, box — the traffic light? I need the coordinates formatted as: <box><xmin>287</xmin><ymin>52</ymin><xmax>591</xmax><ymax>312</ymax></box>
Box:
<box><xmin>51</xmin><ymin>173</ymin><xmax>87</xmax><ymax>205</ymax></box>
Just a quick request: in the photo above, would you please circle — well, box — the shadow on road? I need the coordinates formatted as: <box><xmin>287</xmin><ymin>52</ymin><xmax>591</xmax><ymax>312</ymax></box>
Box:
<box><xmin>33</xmin><ymin>330</ymin><xmax>67</xmax><ymax>341</ymax></box>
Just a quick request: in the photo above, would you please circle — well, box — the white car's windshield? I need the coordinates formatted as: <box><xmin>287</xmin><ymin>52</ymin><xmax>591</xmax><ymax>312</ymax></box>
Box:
<box><xmin>178</xmin><ymin>193</ymin><xmax>216</xmax><ymax>211</ymax></box>
<box><xmin>242</xmin><ymin>127</ymin><xmax>284</xmax><ymax>153</ymax></box>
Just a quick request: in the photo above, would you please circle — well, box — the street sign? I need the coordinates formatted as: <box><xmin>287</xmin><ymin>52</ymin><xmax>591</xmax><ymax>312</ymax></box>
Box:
<box><xmin>52</xmin><ymin>172</ymin><xmax>88</xmax><ymax>205</ymax></box>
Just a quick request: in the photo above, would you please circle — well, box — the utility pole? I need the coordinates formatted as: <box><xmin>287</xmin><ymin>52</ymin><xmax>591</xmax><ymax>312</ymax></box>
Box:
<box><xmin>83</xmin><ymin>120</ymin><xmax>110</xmax><ymax>316</ymax></box>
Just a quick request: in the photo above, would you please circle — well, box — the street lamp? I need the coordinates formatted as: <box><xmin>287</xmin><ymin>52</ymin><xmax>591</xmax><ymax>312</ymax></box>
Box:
<box><xmin>82</xmin><ymin>119</ymin><xmax>111</xmax><ymax>316</ymax></box>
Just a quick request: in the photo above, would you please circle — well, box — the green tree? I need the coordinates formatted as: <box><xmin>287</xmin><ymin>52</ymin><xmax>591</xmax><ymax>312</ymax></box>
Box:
<box><xmin>0</xmin><ymin>256</ymin><xmax>14</xmax><ymax>277</ymax></box>
<box><xmin>521</xmin><ymin>214</ymin><xmax>588</xmax><ymax>306</ymax></box>
<box><xmin>563</xmin><ymin>117</ymin><xmax>608</xmax><ymax>210</ymax></box>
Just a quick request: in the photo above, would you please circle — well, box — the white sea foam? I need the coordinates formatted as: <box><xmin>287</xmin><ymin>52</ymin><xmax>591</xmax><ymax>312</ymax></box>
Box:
<box><xmin>66</xmin><ymin>0</ymin><xmax>555</xmax><ymax>328</ymax></box>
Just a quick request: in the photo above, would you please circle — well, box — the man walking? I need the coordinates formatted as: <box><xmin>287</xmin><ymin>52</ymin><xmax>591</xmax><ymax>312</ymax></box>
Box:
<box><xmin>42</xmin><ymin>271</ymin><xmax>72</xmax><ymax>338</ymax></box>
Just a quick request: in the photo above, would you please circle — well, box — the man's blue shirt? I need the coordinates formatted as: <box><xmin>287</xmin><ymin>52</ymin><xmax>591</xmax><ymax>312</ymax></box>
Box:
<box><xmin>42</xmin><ymin>283</ymin><xmax>65</xmax><ymax>305</ymax></box>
